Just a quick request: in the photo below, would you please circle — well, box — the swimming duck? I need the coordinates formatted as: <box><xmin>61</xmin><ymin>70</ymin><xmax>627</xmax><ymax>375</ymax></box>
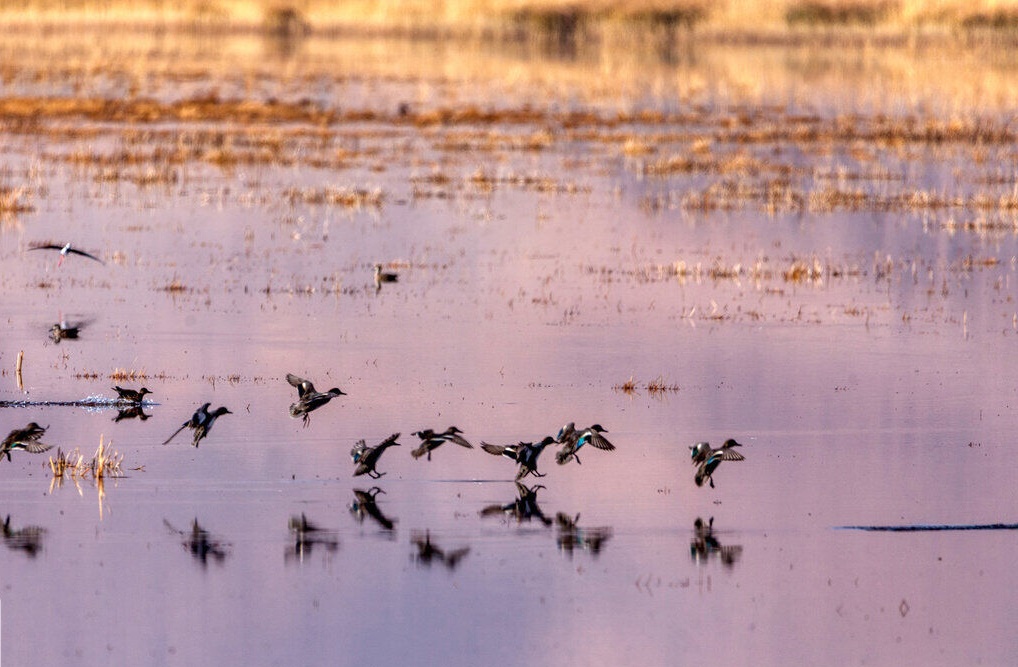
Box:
<box><xmin>0</xmin><ymin>422</ymin><xmax>53</xmax><ymax>462</ymax></box>
<box><xmin>480</xmin><ymin>436</ymin><xmax>555</xmax><ymax>480</ymax></box>
<box><xmin>49</xmin><ymin>322</ymin><xmax>80</xmax><ymax>343</ymax></box>
<box><xmin>374</xmin><ymin>264</ymin><xmax>399</xmax><ymax>290</ymax></box>
<box><xmin>112</xmin><ymin>386</ymin><xmax>152</xmax><ymax>403</ymax></box>
<box><xmin>351</xmin><ymin>433</ymin><xmax>401</xmax><ymax>478</ymax></box>
<box><xmin>410</xmin><ymin>426</ymin><xmax>473</xmax><ymax>460</ymax></box>
<box><xmin>691</xmin><ymin>439</ymin><xmax>745</xmax><ymax>488</ymax></box>
<box><xmin>555</xmin><ymin>423</ymin><xmax>615</xmax><ymax>465</ymax></box>
<box><xmin>287</xmin><ymin>373</ymin><xmax>345</xmax><ymax>427</ymax></box>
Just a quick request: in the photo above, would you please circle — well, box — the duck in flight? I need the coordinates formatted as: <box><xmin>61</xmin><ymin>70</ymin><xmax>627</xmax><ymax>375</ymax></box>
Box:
<box><xmin>29</xmin><ymin>242</ymin><xmax>104</xmax><ymax>266</ymax></box>
<box><xmin>555</xmin><ymin>422</ymin><xmax>615</xmax><ymax>465</ymax></box>
<box><xmin>351</xmin><ymin>433</ymin><xmax>401</xmax><ymax>479</ymax></box>
<box><xmin>163</xmin><ymin>403</ymin><xmax>232</xmax><ymax>447</ymax></box>
<box><xmin>0</xmin><ymin>422</ymin><xmax>53</xmax><ymax>462</ymax></box>
<box><xmin>690</xmin><ymin>439</ymin><xmax>745</xmax><ymax>489</ymax></box>
<box><xmin>481</xmin><ymin>436</ymin><xmax>556</xmax><ymax>480</ymax></box>
<box><xmin>410</xmin><ymin>426</ymin><xmax>473</xmax><ymax>461</ymax></box>
<box><xmin>286</xmin><ymin>374</ymin><xmax>345</xmax><ymax>427</ymax></box>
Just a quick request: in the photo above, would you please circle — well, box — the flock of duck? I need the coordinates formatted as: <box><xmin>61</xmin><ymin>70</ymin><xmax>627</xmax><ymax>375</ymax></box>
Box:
<box><xmin>1</xmin><ymin>371</ymin><xmax>746</xmax><ymax>488</ymax></box>
<box><xmin>8</xmin><ymin>243</ymin><xmax>749</xmax><ymax>490</ymax></box>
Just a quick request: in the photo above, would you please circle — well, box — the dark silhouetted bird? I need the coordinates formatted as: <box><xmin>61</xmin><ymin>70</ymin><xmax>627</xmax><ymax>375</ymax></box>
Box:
<box><xmin>1</xmin><ymin>422</ymin><xmax>53</xmax><ymax>462</ymax></box>
<box><xmin>351</xmin><ymin>433</ymin><xmax>401</xmax><ymax>479</ymax></box>
<box><xmin>481</xmin><ymin>436</ymin><xmax>555</xmax><ymax>480</ymax></box>
<box><xmin>691</xmin><ymin>439</ymin><xmax>745</xmax><ymax>489</ymax></box>
<box><xmin>29</xmin><ymin>242</ymin><xmax>104</xmax><ymax>265</ymax></box>
<box><xmin>287</xmin><ymin>373</ymin><xmax>345</xmax><ymax>427</ymax></box>
<box><xmin>410</xmin><ymin>426</ymin><xmax>473</xmax><ymax>461</ymax></box>
<box><xmin>555</xmin><ymin>423</ymin><xmax>615</xmax><ymax>465</ymax></box>
<box><xmin>112</xmin><ymin>386</ymin><xmax>152</xmax><ymax>403</ymax></box>
<box><xmin>163</xmin><ymin>403</ymin><xmax>231</xmax><ymax>447</ymax></box>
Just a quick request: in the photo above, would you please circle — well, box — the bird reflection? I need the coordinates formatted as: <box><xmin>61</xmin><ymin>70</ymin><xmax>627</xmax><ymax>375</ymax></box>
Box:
<box><xmin>286</xmin><ymin>513</ymin><xmax>338</xmax><ymax>563</ymax></box>
<box><xmin>555</xmin><ymin>513</ymin><xmax>612</xmax><ymax>558</ymax></box>
<box><xmin>349</xmin><ymin>487</ymin><xmax>396</xmax><ymax>531</ymax></box>
<box><xmin>479</xmin><ymin>482</ymin><xmax>552</xmax><ymax>526</ymax></box>
<box><xmin>162</xmin><ymin>403</ymin><xmax>232</xmax><ymax>447</ymax></box>
<box><xmin>112</xmin><ymin>405</ymin><xmax>151</xmax><ymax>422</ymax></box>
<box><xmin>690</xmin><ymin>517</ymin><xmax>742</xmax><ymax>569</ymax></box>
<box><xmin>410</xmin><ymin>530</ymin><xmax>470</xmax><ymax>570</ymax></box>
<box><xmin>1</xmin><ymin>422</ymin><xmax>54</xmax><ymax>462</ymax></box>
<box><xmin>1</xmin><ymin>515</ymin><xmax>46</xmax><ymax>558</ymax></box>
<box><xmin>164</xmin><ymin>518</ymin><xmax>229</xmax><ymax>567</ymax></box>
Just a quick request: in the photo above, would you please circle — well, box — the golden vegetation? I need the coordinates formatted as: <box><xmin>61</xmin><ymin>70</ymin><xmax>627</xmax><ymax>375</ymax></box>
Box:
<box><xmin>4</xmin><ymin>0</ymin><xmax>1018</xmax><ymax>40</ymax></box>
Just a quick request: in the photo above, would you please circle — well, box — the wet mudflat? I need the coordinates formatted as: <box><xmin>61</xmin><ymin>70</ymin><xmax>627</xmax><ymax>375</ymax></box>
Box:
<box><xmin>1</xmin><ymin>28</ymin><xmax>1018</xmax><ymax>666</ymax></box>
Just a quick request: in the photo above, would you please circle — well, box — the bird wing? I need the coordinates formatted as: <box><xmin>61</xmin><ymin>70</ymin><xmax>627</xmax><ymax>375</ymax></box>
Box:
<box><xmin>67</xmin><ymin>247</ymin><xmax>104</xmax><ymax>264</ymax></box>
<box><xmin>718</xmin><ymin>449</ymin><xmax>745</xmax><ymax>461</ymax></box>
<box><xmin>28</xmin><ymin>244</ymin><xmax>64</xmax><ymax>252</ymax></box>
<box><xmin>480</xmin><ymin>442</ymin><xmax>507</xmax><ymax>456</ymax></box>
<box><xmin>585</xmin><ymin>431</ymin><xmax>616</xmax><ymax>451</ymax></box>
<box><xmin>446</xmin><ymin>433</ymin><xmax>473</xmax><ymax>448</ymax></box>
<box><xmin>377</xmin><ymin>432</ymin><xmax>401</xmax><ymax>448</ymax></box>
<box><xmin>286</xmin><ymin>374</ymin><xmax>313</xmax><ymax>397</ymax></box>
<box><xmin>15</xmin><ymin>441</ymin><xmax>53</xmax><ymax>454</ymax></box>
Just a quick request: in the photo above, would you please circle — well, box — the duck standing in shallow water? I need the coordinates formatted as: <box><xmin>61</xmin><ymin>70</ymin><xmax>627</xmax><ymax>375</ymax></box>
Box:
<box><xmin>0</xmin><ymin>422</ymin><xmax>53</xmax><ymax>462</ymax></box>
<box><xmin>410</xmin><ymin>426</ymin><xmax>473</xmax><ymax>461</ymax></box>
<box><xmin>481</xmin><ymin>436</ymin><xmax>556</xmax><ymax>480</ymax></box>
<box><xmin>286</xmin><ymin>374</ymin><xmax>345</xmax><ymax>427</ymax></box>
<box><xmin>690</xmin><ymin>439</ymin><xmax>745</xmax><ymax>489</ymax></box>
<box><xmin>555</xmin><ymin>423</ymin><xmax>615</xmax><ymax>465</ymax></box>
<box><xmin>351</xmin><ymin>433</ymin><xmax>401</xmax><ymax>479</ymax></box>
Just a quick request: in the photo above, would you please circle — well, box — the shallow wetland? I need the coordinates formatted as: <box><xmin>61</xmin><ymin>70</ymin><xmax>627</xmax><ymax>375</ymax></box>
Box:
<box><xmin>1</xmin><ymin>24</ymin><xmax>1018</xmax><ymax>666</ymax></box>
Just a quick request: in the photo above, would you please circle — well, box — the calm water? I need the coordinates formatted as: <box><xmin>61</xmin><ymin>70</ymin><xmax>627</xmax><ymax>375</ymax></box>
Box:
<box><xmin>1</xmin><ymin>29</ymin><xmax>1018</xmax><ymax>666</ymax></box>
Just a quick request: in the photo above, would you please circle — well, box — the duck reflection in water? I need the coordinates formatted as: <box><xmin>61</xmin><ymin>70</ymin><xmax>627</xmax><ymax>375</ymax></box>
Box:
<box><xmin>2</xmin><ymin>515</ymin><xmax>46</xmax><ymax>558</ymax></box>
<box><xmin>349</xmin><ymin>487</ymin><xmax>396</xmax><ymax>531</ymax></box>
<box><xmin>555</xmin><ymin>513</ymin><xmax>612</xmax><ymax>558</ymax></box>
<box><xmin>113</xmin><ymin>405</ymin><xmax>151</xmax><ymax>422</ymax></box>
<box><xmin>410</xmin><ymin>530</ymin><xmax>470</xmax><ymax>570</ymax></box>
<box><xmin>286</xmin><ymin>513</ymin><xmax>338</xmax><ymax>563</ymax></box>
<box><xmin>690</xmin><ymin>517</ymin><xmax>742</xmax><ymax>569</ymax></box>
<box><xmin>479</xmin><ymin>482</ymin><xmax>552</xmax><ymax>526</ymax></box>
<box><xmin>164</xmin><ymin>518</ymin><xmax>229</xmax><ymax>567</ymax></box>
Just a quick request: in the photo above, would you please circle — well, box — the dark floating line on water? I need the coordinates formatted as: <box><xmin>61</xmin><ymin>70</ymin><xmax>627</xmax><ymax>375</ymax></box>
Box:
<box><xmin>0</xmin><ymin>397</ymin><xmax>159</xmax><ymax>409</ymax></box>
<box><xmin>838</xmin><ymin>523</ymin><xmax>1018</xmax><ymax>532</ymax></box>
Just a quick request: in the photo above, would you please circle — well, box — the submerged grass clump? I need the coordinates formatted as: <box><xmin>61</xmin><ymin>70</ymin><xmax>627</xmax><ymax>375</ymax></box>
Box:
<box><xmin>48</xmin><ymin>436</ymin><xmax>124</xmax><ymax>480</ymax></box>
